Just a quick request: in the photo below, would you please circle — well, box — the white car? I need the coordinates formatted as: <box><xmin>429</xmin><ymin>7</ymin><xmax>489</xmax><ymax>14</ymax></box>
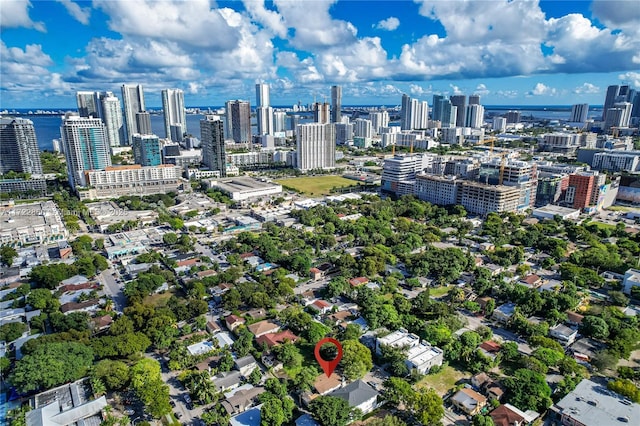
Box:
<box><xmin>124</xmin><ymin>409</ymin><xmax>135</xmax><ymax>415</ymax></box>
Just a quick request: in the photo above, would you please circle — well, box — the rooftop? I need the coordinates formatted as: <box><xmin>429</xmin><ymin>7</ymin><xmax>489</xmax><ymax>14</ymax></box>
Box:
<box><xmin>553</xmin><ymin>378</ymin><xmax>640</xmax><ymax>426</ymax></box>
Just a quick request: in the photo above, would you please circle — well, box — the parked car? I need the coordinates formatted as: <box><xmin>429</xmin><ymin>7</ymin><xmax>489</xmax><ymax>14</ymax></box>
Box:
<box><xmin>124</xmin><ymin>409</ymin><xmax>135</xmax><ymax>416</ymax></box>
<box><xmin>175</xmin><ymin>412</ymin><xmax>183</xmax><ymax>419</ymax></box>
<box><xmin>184</xmin><ymin>394</ymin><xmax>192</xmax><ymax>404</ymax></box>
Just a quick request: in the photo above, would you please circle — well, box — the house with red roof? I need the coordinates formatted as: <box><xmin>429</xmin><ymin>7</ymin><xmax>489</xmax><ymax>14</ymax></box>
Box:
<box><xmin>256</xmin><ymin>330</ymin><xmax>299</xmax><ymax>348</ymax></box>
<box><xmin>349</xmin><ymin>277</ymin><xmax>369</xmax><ymax>287</ymax></box>
<box><xmin>225</xmin><ymin>314</ymin><xmax>245</xmax><ymax>332</ymax></box>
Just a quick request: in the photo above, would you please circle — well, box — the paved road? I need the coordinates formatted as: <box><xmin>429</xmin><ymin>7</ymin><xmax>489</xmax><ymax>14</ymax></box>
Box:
<box><xmin>98</xmin><ymin>268</ymin><xmax>126</xmax><ymax>313</ymax></box>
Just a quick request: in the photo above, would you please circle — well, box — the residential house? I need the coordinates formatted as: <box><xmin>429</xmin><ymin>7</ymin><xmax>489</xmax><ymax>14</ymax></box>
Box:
<box><xmin>492</xmin><ymin>303</ymin><xmax>517</xmax><ymax>323</ymax></box>
<box><xmin>310</xmin><ymin>299</ymin><xmax>333</xmax><ymax>314</ymax></box>
<box><xmin>550</xmin><ymin>378</ymin><xmax>639</xmax><ymax>426</ymax></box>
<box><xmin>221</xmin><ymin>385</ymin><xmax>265</xmax><ymax>415</ymax></box>
<box><xmin>405</xmin><ymin>342</ymin><xmax>444</xmax><ymax>374</ymax></box>
<box><xmin>451</xmin><ymin>388</ymin><xmax>487</xmax><ymax>416</ymax></box>
<box><xmin>490</xmin><ymin>403</ymin><xmax>536</xmax><ymax>426</ymax></box>
<box><xmin>348</xmin><ymin>277</ymin><xmax>369</xmax><ymax>287</ymax></box>
<box><xmin>60</xmin><ymin>299</ymin><xmax>100</xmax><ymax>315</ymax></box>
<box><xmin>309</xmin><ymin>268</ymin><xmax>323</xmax><ymax>281</ymax></box>
<box><xmin>313</xmin><ymin>373</ymin><xmax>343</xmax><ymax>395</ymax></box>
<box><xmin>207</xmin><ymin>320</ymin><xmax>222</xmax><ymax>334</ymax></box>
<box><xmin>549</xmin><ymin>324</ymin><xmax>578</xmax><ymax>346</ymax></box>
<box><xmin>570</xmin><ymin>338</ymin><xmax>604</xmax><ymax>364</ymax></box>
<box><xmin>519</xmin><ymin>274</ymin><xmax>542</xmax><ymax>289</ymax></box>
<box><xmin>478</xmin><ymin>341</ymin><xmax>501</xmax><ymax>361</ymax></box>
<box><xmin>226</xmin><ymin>314</ymin><xmax>246</xmax><ymax>332</ymax></box>
<box><xmin>622</xmin><ymin>268</ymin><xmax>640</xmax><ymax>294</ymax></box>
<box><xmin>247</xmin><ymin>320</ymin><xmax>280</xmax><ymax>337</ymax></box>
<box><xmin>213</xmin><ymin>370</ymin><xmax>243</xmax><ymax>392</ymax></box>
<box><xmin>566</xmin><ymin>311</ymin><xmax>584</xmax><ymax>326</ymax></box>
<box><xmin>234</xmin><ymin>355</ymin><xmax>258</xmax><ymax>377</ymax></box>
<box><xmin>256</xmin><ymin>330</ymin><xmax>299</xmax><ymax>348</ymax></box>
<box><xmin>329</xmin><ymin>380</ymin><xmax>379</xmax><ymax>415</ymax></box>
<box><xmin>91</xmin><ymin>315</ymin><xmax>113</xmax><ymax>331</ymax></box>
<box><xmin>246</xmin><ymin>309</ymin><xmax>267</xmax><ymax>321</ymax></box>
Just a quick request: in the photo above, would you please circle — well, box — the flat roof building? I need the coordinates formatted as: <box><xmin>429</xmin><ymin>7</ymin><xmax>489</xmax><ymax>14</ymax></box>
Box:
<box><xmin>209</xmin><ymin>177</ymin><xmax>282</xmax><ymax>201</ymax></box>
<box><xmin>0</xmin><ymin>201</ymin><xmax>68</xmax><ymax>246</ymax></box>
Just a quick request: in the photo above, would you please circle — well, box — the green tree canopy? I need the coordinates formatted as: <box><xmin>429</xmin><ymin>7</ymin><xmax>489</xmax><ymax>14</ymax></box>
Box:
<box><xmin>309</xmin><ymin>396</ymin><xmax>359</xmax><ymax>426</ymax></box>
<box><xmin>341</xmin><ymin>339</ymin><xmax>373</xmax><ymax>381</ymax></box>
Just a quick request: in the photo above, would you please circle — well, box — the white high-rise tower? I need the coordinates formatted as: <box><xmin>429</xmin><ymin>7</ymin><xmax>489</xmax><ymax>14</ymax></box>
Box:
<box><xmin>162</xmin><ymin>89</ymin><xmax>186</xmax><ymax>140</ymax></box>
<box><xmin>296</xmin><ymin>123</ymin><xmax>336</xmax><ymax>171</ymax></box>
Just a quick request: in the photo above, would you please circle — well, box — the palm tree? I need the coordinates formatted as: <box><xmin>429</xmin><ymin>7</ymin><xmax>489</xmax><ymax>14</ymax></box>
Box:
<box><xmin>189</xmin><ymin>371</ymin><xmax>218</xmax><ymax>405</ymax></box>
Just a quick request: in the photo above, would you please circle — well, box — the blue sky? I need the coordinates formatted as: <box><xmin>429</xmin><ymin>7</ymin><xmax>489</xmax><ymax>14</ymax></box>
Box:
<box><xmin>1</xmin><ymin>0</ymin><xmax>639</xmax><ymax>108</ymax></box>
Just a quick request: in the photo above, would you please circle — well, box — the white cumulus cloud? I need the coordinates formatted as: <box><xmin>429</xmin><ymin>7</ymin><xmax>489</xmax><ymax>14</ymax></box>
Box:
<box><xmin>619</xmin><ymin>72</ymin><xmax>640</xmax><ymax>88</ymax></box>
<box><xmin>0</xmin><ymin>0</ymin><xmax>45</xmax><ymax>32</ymax></box>
<box><xmin>375</xmin><ymin>17</ymin><xmax>400</xmax><ymax>31</ymax></box>
<box><xmin>573</xmin><ymin>83</ymin><xmax>600</xmax><ymax>94</ymax></box>
<box><xmin>530</xmin><ymin>83</ymin><xmax>557</xmax><ymax>96</ymax></box>
<box><xmin>55</xmin><ymin>0</ymin><xmax>91</xmax><ymax>25</ymax></box>
<box><xmin>475</xmin><ymin>84</ymin><xmax>490</xmax><ymax>96</ymax></box>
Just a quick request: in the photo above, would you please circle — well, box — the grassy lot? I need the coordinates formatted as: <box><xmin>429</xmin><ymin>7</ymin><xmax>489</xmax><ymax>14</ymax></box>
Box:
<box><xmin>416</xmin><ymin>365</ymin><xmax>467</xmax><ymax>397</ymax></box>
<box><xmin>429</xmin><ymin>285</ymin><xmax>451</xmax><ymax>298</ymax></box>
<box><xmin>276</xmin><ymin>175</ymin><xmax>359</xmax><ymax>196</ymax></box>
<box><xmin>588</xmin><ymin>221</ymin><xmax>616</xmax><ymax>231</ymax></box>
<box><xmin>143</xmin><ymin>291</ymin><xmax>173</xmax><ymax>307</ymax></box>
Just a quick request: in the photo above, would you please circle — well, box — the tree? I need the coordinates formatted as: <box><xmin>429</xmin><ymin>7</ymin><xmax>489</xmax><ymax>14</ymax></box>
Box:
<box><xmin>473</xmin><ymin>414</ymin><xmax>496</xmax><ymax>426</ymax></box>
<box><xmin>0</xmin><ymin>322</ymin><xmax>27</xmax><ymax>342</ymax></box>
<box><xmin>341</xmin><ymin>339</ymin><xmax>373</xmax><ymax>381</ymax></box>
<box><xmin>503</xmin><ymin>369</ymin><xmax>552</xmax><ymax>412</ymax></box>
<box><xmin>609</xmin><ymin>291</ymin><xmax>629</xmax><ymax>307</ymax></box>
<box><xmin>580</xmin><ymin>315</ymin><xmax>609</xmax><ymax>340</ymax></box>
<box><xmin>232</xmin><ymin>327</ymin><xmax>254</xmax><ymax>357</ymax></box>
<box><xmin>163</xmin><ymin>233</ymin><xmax>178</xmax><ymax>245</ymax></box>
<box><xmin>130</xmin><ymin>358</ymin><xmax>171</xmax><ymax>418</ymax></box>
<box><xmin>608</xmin><ymin>378</ymin><xmax>640</xmax><ymax>403</ymax></box>
<box><xmin>309</xmin><ymin>396</ymin><xmax>359</xmax><ymax>426</ymax></box>
<box><xmin>92</xmin><ymin>359</ymin><xmax>130</xmax><ymax>390</ymax></box>
<box><xmin>248</xmin><ymin>367</ymin><xmax>262</xmax><ymax>385</ymax></box>
<box><xmin>413</xmin><ymin>388</ymin><xmax>444</xmax><ymax>426</ymax></box>
<box><xmin>26</xmin><ymin>288</ymin><xmax>57</xmax><ymax>311</ymax></box>
<box><xmin>274</xmin><ymin>342</ymin><xmax>303</xmax><ymax>369</ymax></box>
<box><xmin>261</xmin><ymin>398</ymin><xmax>287</xmax><ymax>426</ymax></box>
<box><xmin>368</xmin><ymin>416</ymin><xmax>407</xmax><ymax>426</ymax></box>
<box><xmin>10</xmin><ymin>342</ymin><xmax>94</xmax><ymax>393</ymax></box>
<box><xmin>187</xmin><ymin>371</ymin><xmax>219</xmax><ymax>404</ymax></box>
<box><xmin>292</xmin><ymin>366</ymin><xmax>318</xmax><ymax>393</ymax></box>
<box><xmin>0</xmin><ymin>245</ymin><xmax>18</xmax><ymax>267</ymax></box>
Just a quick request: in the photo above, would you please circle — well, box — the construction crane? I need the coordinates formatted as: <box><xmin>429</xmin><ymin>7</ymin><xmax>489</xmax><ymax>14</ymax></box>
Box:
<box><xmin>498</xmin><ymin>152</ymin><xmax>507</xmax><ymax>185</ymax></box>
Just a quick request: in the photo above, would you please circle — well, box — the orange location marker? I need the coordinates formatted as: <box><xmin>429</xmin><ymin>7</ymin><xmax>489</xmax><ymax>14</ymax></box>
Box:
<box><xmin>314</xmin><ymin>337</ymin><xmax>343</xmax><ymax>377</ymax></box>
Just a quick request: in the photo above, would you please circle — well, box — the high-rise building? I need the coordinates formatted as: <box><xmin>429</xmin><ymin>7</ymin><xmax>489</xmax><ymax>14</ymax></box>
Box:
<box><xmin>100</xmin><ymin>93</ymin><xmax>124</xmax><ymax>147</ymax></box>
<box><xmin>468</xmin><ymin>95</ymin><xmax>481</xmax><ymax>105</ymax></box>
<box><xmin>493</xmin><ymin>117</ymin><xmax>507</xmax><ymax>132</ymax></box>
<box><xmin>0</xmin><ymin>117</ymin><xmax>43</xmax><ymax>175</ymax></box>
<box><xmin>354</xmin><ymin>119</ymin><xmax>373</xmax><ymax>139</ymax></box>
<box><xmin>289</xmin><ymin>115</ymin><xmax>301</xmax><ymax>132</ymax></box>
<box><xmin>570</xmin><ymin>103</ymin><xmax>589</xmax><ymax>123</ymax></box>
<box><xmin>76</xmin><ymin>91</ymin><xmax>101</xmax><ymax>118</ymax></box>
<box><xmin>225</xmin><ymin>100</ymin><xmax>251</xmax><ymax>143</ymax></box>
<box><xmin>121</xmin><ymin>84</ymin><xmax>146</xmax><ymax>145</ymax></box>
<box><xmin>273</xmin><ymin>112</ymin><xmax>287</xmax><ymax>133</ymax></box>
<box><xmin>135</xmin><ymin>112</ymin><xmax>152</xmax><ymax>135</ymax></box>
<box><xmin>201</xmin><ymin>115</ymin><xmax>226</xmax><ymax>176</ymax></box>
<box><xmin>296</xmin><ymin>123</ymin><xmax>335</xmax><ymax>171</ymax></box>
<box><xmin>605</xmin><ymin>102</ymin><xmax>633</xmax><ymax>130</ymax></box>
<box><xmin>465</xmin><ymin>104</ymin><xmax>485</xmax><ymax>128</ymax></box>
<box><xmin>255</xmin><ymin>83</ymin><xmax>273</xmax><ymax>136</ymax></box>
<box><xmin>335</xmin><ymin>123</ymin><xmax>353</xmax><ymax>145</ymax></box>
<box><xmin>401</xmin><ymin>94</ymin><xmax>413</xmax><ymax>130</ymax></box>
<box><xmin>432</xmin><ymin>95</ymin><xmax>445</xmax><ymax>122</ymax></box>
<box><xmin>450</xmin><ymin>95</ymin><xmax>467</xmax><ymax>127</ymax></box>
<box><xmin>439</xmin><ymin>99</ymin><xmax>456</xmax><ymax>128</ymax></box>
<box><xmin>370</xmin><ymin>111</ymin><xmax>389</xmax><ymax>134</ymax></box>
<box><xmin>602</xmin><ymin>85</ymin><xmax>620</xmax><ymax>121</ymax></box>
<box><xmin>414</xmin><ymin>101</ymin><xmax>429</xmax><ymax>130</ymax></box>
<box><xmin>314</xmin><ymin>102</ymin><xmax>330</xmax><ymax>124</ymax></box>
<box><xmin>331</xmin><ymin>85</ymin><xmax>342</xmax><ymax>123</ymax></box>
<box><xmin>162</xmin><ymin>89</ymin><xmax>186</xmax><ymax>140</ymax></box>
<box><xmin>61</xmin><ymin>113</ymin><xmax>111</xmax><ymax>190</ymax></box>
<box><xmin>132</xmin><ymin>134</ymin><xmax>162</xmax><ymax>166</ymax></box>
<box><xmin>505</xmin><ymin>111</ymin><xmax>521</xmax><ymax>124</ymax></box>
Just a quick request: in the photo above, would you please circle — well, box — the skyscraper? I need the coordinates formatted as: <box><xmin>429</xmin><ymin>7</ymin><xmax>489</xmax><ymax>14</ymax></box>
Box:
<box><xmin>468</xmin><ymin>95</ymin><xmax>481</xmax><ymax>105</ymax></box>
<box><xmin>605</xmin><ymin>102</ymin><xmax>633</xmax><ymax>130</ymax></box>
<box><xmin>439</xmin><ymin>99</ymin><xmax>456</xmax><ymax>128</ymax></box>
<box><xmin>401</xmin><ymin>94</ymin><xmax>412</xmax><ymax>130</ymax></box>
<box><xmin>331</xmin><ymin>85</ymin><xmax>342</xmax><ymax>123</ymax></box>
<box><xmin>135</xmin><ymin>112</ymin><xmax>152</xmax><ymax>135</ymax></box>
<box><xmin>162</xmin><ymin>89</ymin><xmax>186</xmax><ymax>140</ymax></box>
<box><xmin>121</xmin><ymin>84</ymin><xmax>146</xmax><ymax>145</ymax></box>
<box><xmin>225</xmin><ymin>100</ymin><xmax>251</xmax><ymax>143</ymax></box>
<box><xmin>255</xmin><ymin>83</ymin><xmax>273</xmax><ymax>136</ymax></box>
<box><xmin>314</xmin><ymin>102</ymin><xmax>330</xmax><ymax>124</ymax></box>
<box><xmin>100</xmin><ymin>93</ymin><xmax>124</xmax><ymax>147</ymax></box>
<box><xmin>76</xmin><ymin>91</ymin><xmax>101</xmax><ymax>118</ymax></box>
<box><xmin>61</xmin><ymin>113</ymin><xmax>111</xmax><ymax>190</ymax></box>
<box><xmin>273</xmin><ymin>111</ymin><xmax>287</xmax><ymax>133</ymax></box>
<box><xmin>570</xmin><ymin>104</ymin><xmax>589</xmax><ymax>123</ymax></box>
<box><xmin>0</xmin><ymin>117</ymin><xmax>43</xmax><ymax>175</ymax></box>
<box><xmin>132</xmin><ymin>134</ymin><xmax>162</xmax><ymax>166</ymax></box>
<box><xmin>296</xmin><ymin>123</ymin><xmax>335</xmax><ymax>171</ymax></box>
<box><xmin>602</xmin><ymin>85</ymin><xmax>620</xmax><ymax>121</ymax></box>
<box><xmin>432</xmin><ymin>95</ymin><xmax>445</xmax><ymax>122</ymax></box>
<box><xmin>201</xmin><ymin>115</ymin><xmax>226</xmax><ymax>176</ymax></box>
<box><xmin>414</xmin><ymin>101</ymin><xmax>429</xmax><ymax>129</ymax></box>
<box><xmin>370</xmin><ymin>111</ymin><xmax>389</xmax><ymax>134</ymax></box>
<box><xmin>450</xmin><ymin>95</ymin><xmax>467</xmax><ymax>127</ymax></box>
<box><xmin>465</xmin><ymin>104</ymin><xmax>485</xmax><ymax>128</ymax></box>
<box><xmin>354</xmin><ymin>119</ymin><xmax>373</xmax><ymax>138</ymax></box>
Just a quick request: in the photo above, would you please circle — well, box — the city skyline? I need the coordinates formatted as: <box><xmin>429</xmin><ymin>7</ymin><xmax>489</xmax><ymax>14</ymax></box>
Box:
<box><xmin>1</xmin><ymin>0</ymin><xmax>639</xmax><ymax>108</ymax></box>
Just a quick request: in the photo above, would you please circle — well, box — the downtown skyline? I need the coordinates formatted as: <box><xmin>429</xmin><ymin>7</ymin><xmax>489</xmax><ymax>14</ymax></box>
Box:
<box><xmin>1</xmin><ymin>0</ymin><xmax>640</xmax><ymax>108</ymax></box>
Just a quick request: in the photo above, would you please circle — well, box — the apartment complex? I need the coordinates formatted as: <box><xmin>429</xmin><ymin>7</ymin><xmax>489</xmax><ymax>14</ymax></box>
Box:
<box><xmin>81</xmin><ymin>165</ymin><xmax>186</xmax><ymax>200</ymax></box>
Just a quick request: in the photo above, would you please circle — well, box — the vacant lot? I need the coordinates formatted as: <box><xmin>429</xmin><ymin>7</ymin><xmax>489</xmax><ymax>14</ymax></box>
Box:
<box><xmin>276</xmin><ymin>175</ymin><xmax>358</xmax><ymax>196</ymax></box>
<box><xmin>416</xmin><ymin>365</ymin><xmax>467</xmax><ymax>397</ymax></box>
